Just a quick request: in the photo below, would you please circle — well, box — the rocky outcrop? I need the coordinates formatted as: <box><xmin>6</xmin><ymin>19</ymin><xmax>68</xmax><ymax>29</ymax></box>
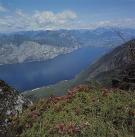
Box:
<box><xmin>0</xmin><ymin>80</ymin><xmax>32</xmax><ymax>136</ymax></box>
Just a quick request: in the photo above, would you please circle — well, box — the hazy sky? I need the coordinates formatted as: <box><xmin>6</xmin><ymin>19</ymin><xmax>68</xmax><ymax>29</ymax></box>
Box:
<box><xmin>0</xmin><ymin>0</ymin><xmax>135</xmax><ymax>32</ymax></box>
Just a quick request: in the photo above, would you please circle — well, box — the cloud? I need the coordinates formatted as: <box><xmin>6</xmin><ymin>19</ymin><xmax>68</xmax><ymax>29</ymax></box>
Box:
<box><xmin>32</xmin><ymin>10</ymin><xmax>77</xmax><ymax>28</ymax></box>
<box><xmin>72</xmin><ymin>18</ymin><xmax>135</xmax><ymax>30</ymax></box>
<box><xmin>0</xmin><ymin>10</ymin><xmax>77</xmax><ymax>32</ymax></box>
<box><xmin>0</xmin><ymin>5</ymin><xmax>7</xmax><ymax>12</ymax></box>
<box><xmin>94</xmin><ymin>19</ymin><xmax>135</xmax><ymax>28</ymax></box>
<box><xmin>0</xmin><ymin>9</ymin><xmax>135</xmax><ymax>32</ymax></box>
<box><xmin>34</xmin><ymin>10</ymin><xmax>77</xmax><ymax>23</ymax></box>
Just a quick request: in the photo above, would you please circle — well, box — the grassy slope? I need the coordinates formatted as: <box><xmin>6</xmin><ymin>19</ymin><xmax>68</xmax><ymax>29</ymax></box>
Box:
<box><xmin>11</xmin><ymin>85</ymin><xmax>135</xmax><ymax>137</ymax></box>
<box><xmin>23</xmin><ymin>73</ymin><xmax>87</xmax><ymax>100</ymax></box>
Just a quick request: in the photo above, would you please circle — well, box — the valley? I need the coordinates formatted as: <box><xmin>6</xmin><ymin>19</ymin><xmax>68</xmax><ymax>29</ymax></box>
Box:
<box><xmin>0</xmin><ymin>47</ymin><xmax>110</xmax><ymax>91</ymax></box>
<box><xmin>24</xmin><ymin>39</ymin><xmax>135</xmax><ymax>100</ymax></box>
<box><xmin>0</xmin><ymin>28</ymin><xmax>135</xmax><ymax>93</ymax></box>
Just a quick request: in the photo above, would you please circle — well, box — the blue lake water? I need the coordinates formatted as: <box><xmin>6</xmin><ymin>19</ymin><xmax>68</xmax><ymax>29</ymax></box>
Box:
<box><xmin>0</xmin><ymin>47</ymin><xmax>110</xmax><ymax>91</ymax></box>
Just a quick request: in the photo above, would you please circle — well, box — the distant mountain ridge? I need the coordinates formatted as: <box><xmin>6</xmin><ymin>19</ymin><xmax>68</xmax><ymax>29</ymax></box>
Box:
<box><xmin>0</xmin><ymin>28</ymin><xmax>135</xmax><ymax>65</ymax></box>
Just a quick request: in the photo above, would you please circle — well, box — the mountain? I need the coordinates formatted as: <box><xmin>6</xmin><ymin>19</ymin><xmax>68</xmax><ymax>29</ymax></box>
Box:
<box><xmin>24</xmin><ymin>39</ymin><xmax>134</xmax><ymax>100</ymax></box>
<box><xmin>0</xmin><ymin>80</ymin><xmax>32</xmax><ymax>136</ymax></box>
<box><xmin>0</xmin><ymin>28</ymin><xmax>135</xmax><ymax>65</ymax></box>
<box><xmin>0</xmin><ymin>30</ymin><xmax>79</xmax><ymax>65</ymax></box>
<box><xmin>75</xmin><ymin>39</ymin><xmax>131</xmax><ymax>83</ymax></box>
<box><xmin>75</xmin><ymin>39</ymin><xmax>135</xmax><ymax>88</ymax></box>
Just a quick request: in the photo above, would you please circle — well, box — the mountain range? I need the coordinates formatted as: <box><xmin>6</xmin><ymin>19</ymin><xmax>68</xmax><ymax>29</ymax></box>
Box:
<box><xmin>0</xmin><ymin>28</ymin><xmax>135</xmax><ymax>65</ymax></box>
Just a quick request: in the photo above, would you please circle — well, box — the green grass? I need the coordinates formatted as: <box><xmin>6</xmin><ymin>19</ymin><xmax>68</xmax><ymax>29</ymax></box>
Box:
<box><xmin>23</xmin><ymin>80</ymin><xmax>75</xmax><ymax>100</ymax></box>
<box><xmin>23</xmin><ymin>74</ymin><xmax>86</xmax><ymax>101</ymax></box>
<box><xmin>10</xmin><ymin>84</ymin><xmax>135</xmax><ymax>137</ymax></box>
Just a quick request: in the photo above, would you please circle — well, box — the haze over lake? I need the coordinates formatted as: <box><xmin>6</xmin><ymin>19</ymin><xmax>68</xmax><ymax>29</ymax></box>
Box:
<box><xmin>0</xmin><ymin>47</ymin><xmax>110</xmax><ymax>91</ymax></box>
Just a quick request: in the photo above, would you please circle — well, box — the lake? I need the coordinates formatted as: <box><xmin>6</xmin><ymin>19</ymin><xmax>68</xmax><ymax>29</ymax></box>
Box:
<box><xmin>0</xmin><ymin>47</ymin><xmax>110</xmax><ymax>91</ymax></box>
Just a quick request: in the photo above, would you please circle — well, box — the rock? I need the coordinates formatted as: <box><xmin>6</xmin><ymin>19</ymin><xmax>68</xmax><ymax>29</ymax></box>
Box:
<box><xmin>0</xmin><ymin>80</ymin><xmax>32</xmax><ymax>136</ymax></box>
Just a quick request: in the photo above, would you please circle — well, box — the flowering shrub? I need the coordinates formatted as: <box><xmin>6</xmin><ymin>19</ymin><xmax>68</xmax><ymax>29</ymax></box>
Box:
<box><xmin>9</xmin><ymin>84</ymin><xmax>135</xmax><ymax>137</ymax></box>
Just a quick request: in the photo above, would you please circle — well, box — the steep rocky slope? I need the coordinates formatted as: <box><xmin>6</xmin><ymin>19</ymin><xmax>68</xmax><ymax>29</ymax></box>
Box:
<box><xmin>76</xmin><ymin>39</ymin><xmax>135</xmax><ymax>86</ymax></box>
<box><xmin>0</xmin><ymin>80</ymin><xmax>32</xmax><ymax>136</ymax></box>
<box><xmin>76</xmin><ymin>40</ymin><xmax>130</xmax><ymax>81</ymax></box>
